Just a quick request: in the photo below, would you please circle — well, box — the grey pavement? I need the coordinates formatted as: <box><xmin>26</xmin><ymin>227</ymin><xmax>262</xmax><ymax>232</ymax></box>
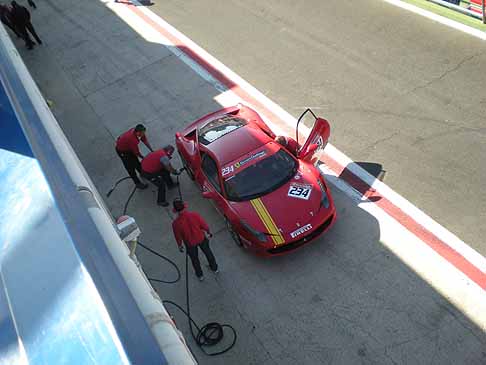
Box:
<box><xmin>148</xmin><ymin>0</ymin><xmax>486</xmax><ymax>258</ymax></box>
<box><xmin>11</xmin><ymin>0</ymin><xmax>486</xmax><ymax>364</ymax></box>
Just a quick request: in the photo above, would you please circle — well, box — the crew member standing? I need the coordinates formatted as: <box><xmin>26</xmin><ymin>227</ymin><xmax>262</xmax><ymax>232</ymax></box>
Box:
<box><xmin>10</xmin><ymin>1</ymin><xmax>41</xmax><ymax>50</ymax></box>
<box><xmin>115</xmin><ymin>124</ymin><xmax>153</xmax><ymax>189</ymax></box>
<box><xmin>275</xmin><ymin>135</ymin><xmax>299</xmax><ymax>156</ymax></box>
<box><xmin>141</xmin><ymin>145</ymin><xmax>179</xmax><ymax>207</ymax></box>
<box><xmin>172</xmin><ymin>198</ymin><xmax>219</xmax><ymax>281</ymax></box>
<box><xmin>0</xmin><ymin>4</ymin><xmax>20</xmax><ymax>37</ymax></box>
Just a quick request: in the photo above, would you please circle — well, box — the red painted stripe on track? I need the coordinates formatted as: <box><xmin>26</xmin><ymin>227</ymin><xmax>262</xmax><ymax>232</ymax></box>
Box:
<box><xmin>128</xmin><ymin>4</ymin><xmax>486</xmax><ymax>290</ymax></box>
<box><xmin>325</xmin><ymin>157</ymin><xmax>486</xmax><ymax>290</ymax></box>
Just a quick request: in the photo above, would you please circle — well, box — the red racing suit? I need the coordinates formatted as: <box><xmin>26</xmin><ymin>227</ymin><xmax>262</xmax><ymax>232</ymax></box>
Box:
<box><xmin>172</xmin><ymin>210</ymin><xmax>211</xmax><ymax>248</ymax></box>
<box><xmin>116</xmin><ymin>128</ymin><xmax>148</xmax><ymax>158</ymax></box>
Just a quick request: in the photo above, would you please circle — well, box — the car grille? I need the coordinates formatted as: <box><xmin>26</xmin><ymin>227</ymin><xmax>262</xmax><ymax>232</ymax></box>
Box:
<box><xmin>267</xmin><ymin>214</ymin><xmax>334</xmax><ymax>255</ymax></box>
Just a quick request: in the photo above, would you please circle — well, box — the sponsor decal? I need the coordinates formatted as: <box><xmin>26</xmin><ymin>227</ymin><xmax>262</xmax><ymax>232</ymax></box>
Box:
<box><xmin>222</xmin><ymin>150</ymin><xmax>267</xmax><ymax>177</ymax></box>
<box><xmin>235</xmin><ymin>150</ymin><xmax>266</xmax><ymax>169</ymax></box>
<box><xmin>290</xmin><ymin>223</ymin><xmax>313</xmax><ymax>238</ymax></box>
<box><xmin>288</xmin><ymin>183</ymin><xmax>312</xmax><ymax>200</ymax></box>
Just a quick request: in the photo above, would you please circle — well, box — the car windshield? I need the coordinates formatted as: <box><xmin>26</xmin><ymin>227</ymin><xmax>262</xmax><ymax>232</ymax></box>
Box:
<box><xmin>198</xmin><ymin>116</ymin><xmax>246</xmax><ymax>145</ymax></box>
<box><xmin>224</xmin><ymin>149</ymin><xmax>298</xmax><ymax>201</ymax></box>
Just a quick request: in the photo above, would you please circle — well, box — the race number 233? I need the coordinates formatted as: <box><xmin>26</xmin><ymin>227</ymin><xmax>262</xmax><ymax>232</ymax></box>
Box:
<box><xmin>288</xmin><ymin>185</ymin><xmax>311</xmax><ymax>200</ymax></box>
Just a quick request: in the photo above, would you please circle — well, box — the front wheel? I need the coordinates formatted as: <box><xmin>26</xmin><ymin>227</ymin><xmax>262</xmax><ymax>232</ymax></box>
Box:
<box><xmin>225</xmin><ymin>217</ymin><xmax>243</xmax><ymax>247</ymax></box>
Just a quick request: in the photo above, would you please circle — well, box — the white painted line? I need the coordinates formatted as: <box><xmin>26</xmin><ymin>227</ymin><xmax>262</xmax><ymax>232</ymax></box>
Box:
<box><xmin>326</xmin><ymin>144</ymin><xmax>486</xmax><ymax>274</ymax></box>
<box><xmin>384</xmin><ymin>0</ymin><xmax>486</xmax><ymax>40</ymax></box>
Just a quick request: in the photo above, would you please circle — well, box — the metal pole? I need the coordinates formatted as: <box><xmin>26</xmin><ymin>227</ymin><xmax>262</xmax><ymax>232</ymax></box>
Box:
<box><xmin>482</xmin><ymin>0</ymin><xmax>485</xmax><ymax>24</ymax></box>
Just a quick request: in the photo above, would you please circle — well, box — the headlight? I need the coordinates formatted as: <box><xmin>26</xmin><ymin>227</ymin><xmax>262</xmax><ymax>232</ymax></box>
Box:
<box><xmin>317</xmin><ymin>178</ymin><xmax>330</xmax><ymax>209</ymax></box>
<box><xmin>241</xmin><ymin>220</ymin><xmax>268</xmax><ymax>243</ymax></box>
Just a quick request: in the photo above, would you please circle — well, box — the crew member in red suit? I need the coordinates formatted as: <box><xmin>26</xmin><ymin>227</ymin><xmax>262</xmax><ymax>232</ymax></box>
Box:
<box><xmin>141</xmin><ymin>145</ymin><xmax>179</xmax><ymax>207</ymax></box>
<box><xmin>115</xmin><ymin>124</ymin><xmax>153</xmax><ymax>189</ymax></box>
<box><xmin>172</xmin><ymin>198</ymin><xmax>218</xmax><ymax>281</ymax></box>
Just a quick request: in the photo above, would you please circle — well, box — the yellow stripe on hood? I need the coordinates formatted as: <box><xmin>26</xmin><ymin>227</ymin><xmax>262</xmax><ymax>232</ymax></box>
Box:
<box><xmin>250</xmin><ymin>198</ymin><xmax>285</xmax><ymax>245</ymax></box>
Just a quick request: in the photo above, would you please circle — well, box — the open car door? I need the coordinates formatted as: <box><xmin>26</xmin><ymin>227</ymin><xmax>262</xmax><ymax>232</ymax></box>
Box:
<box><xmin>296</xmin><ymin>109</ymin><xmax>330</xmax><ymax>163</ymax></box>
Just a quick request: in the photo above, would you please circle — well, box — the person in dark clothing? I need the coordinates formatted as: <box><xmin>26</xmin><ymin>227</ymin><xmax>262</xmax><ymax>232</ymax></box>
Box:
<box><xmin>115</xmin><ymin>124</ymin><xmax>153</xmax><ymax>189</ymax></box>
<box><xmin>0</xmin><ymin>4</ymin><xmax>20</xmax><ymax>37</ymax></box>
<box><xmin>275</xmin><ymin>135</ymin><xmax>299</xmax><ymax>156</ymax></box>
<box><xmin>141</xmin><ymin>145</ymin><xmax>180</xmax><ymax>207</ymax></box>
<box><xmin>10</xmin><ymin>1</ymin><xmax>41</xmax><ymax>50</ymax></box>
<box><xmin>172</xmin><ymin>198</ymin><xmax>219</xmax><ymax>281</ymax></box>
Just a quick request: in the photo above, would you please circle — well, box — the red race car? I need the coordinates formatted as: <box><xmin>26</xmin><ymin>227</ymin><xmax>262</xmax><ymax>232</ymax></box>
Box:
<box><xmin>175</xmin><ymin>104</ymin><xmax>336</xmax><ymax>255</ymax></box>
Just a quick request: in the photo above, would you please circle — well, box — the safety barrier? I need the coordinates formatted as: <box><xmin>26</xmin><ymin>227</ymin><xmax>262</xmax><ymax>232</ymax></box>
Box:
<box><xmin>428</xmin><ymin>0</ymin><xmax>486</xmax><ymax>23</ymax></box>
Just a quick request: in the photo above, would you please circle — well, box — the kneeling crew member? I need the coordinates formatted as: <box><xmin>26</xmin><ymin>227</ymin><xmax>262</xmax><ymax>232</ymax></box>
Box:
<box><xmin>275</xmin><ymin>135</ymin><xmax>299</xmax><ymax>156</ymax></box>
<box><xmin>172</xmin><ymin>198</ymin><xmax>219</xmax><ymax>281</ymax></box>
<box><xmin>141</xmin><ymin>145</ymin><xmax>179</xmax><ymax>207</ymax></box>
<box><xmin>115</xmin><ymin>124</ymin><xmax>153</xmax><ymax>189</ymax></box>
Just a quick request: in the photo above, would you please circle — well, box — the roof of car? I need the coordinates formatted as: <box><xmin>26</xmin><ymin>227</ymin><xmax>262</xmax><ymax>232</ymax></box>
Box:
<box><xmin>204</xmin><ymin>122</ymin><xmax>273</xmax><ymax>166</ymax></box>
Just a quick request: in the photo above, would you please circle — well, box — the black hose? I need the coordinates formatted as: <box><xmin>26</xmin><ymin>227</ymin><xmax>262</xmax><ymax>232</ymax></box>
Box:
<box><xmin>137</xmin><ymin>241</ymin><xmax>181</xmax><ymax>284</ymax></box>
<box><xmin>106</xmin><ymin>176</ymin><xmax>132</xmax><ymax>197</ymax></box>
<box><xmin>163</xmin><ymin>253</ymin><xmax>237</xmax><ymax>356</ymax></box>
<box><xmin>105</xmin><ymin>175</ymin><xmax>136</xmax><ymax>216</ymax></box>
<box><xmin>123</xmin><ymin>185</ymin><xmax>137</xmax><ymax>216</ymax></box>
<box><xmin>107</xmin><ymin>176</ymin><xmax>178</xmax><ymax>284</ymax></box>
<box><xmin>176</xmin><ymin>167</ymin><xmax>184</xmax><ymax>199</ymax></box>
<box><xmin>108</xmin><ymin>169</ymin><xmax>237</xmax><ymax>356</ymax></box>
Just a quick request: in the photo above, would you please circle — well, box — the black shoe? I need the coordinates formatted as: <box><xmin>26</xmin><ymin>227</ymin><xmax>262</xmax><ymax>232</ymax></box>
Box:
<box><xmin>157</xmin><ymin>201</ymin><xmax>169</xmax><ymax>207</ymax></box>
<box><xmin>136</xmin><ymin>183</ymin><xmax>148</xmax><ymax>189</ymax></box>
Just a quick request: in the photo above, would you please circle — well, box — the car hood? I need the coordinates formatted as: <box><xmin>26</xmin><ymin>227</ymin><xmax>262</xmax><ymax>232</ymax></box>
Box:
<box><xmin>228</xmin><ymin>166</ymin><xmax>328</xmax><ymax>236</ymax></box>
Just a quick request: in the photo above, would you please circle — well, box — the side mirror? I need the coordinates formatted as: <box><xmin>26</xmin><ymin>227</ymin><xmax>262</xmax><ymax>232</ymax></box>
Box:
<box><xmin>202</xmin><ymin>191</ymin><xmax>218</xmax><ymax>200</ymax></box>
<box><xmin>299</xmin><ymin>143</ymin><xmax>318</xmax><ymax>159</ymax></box>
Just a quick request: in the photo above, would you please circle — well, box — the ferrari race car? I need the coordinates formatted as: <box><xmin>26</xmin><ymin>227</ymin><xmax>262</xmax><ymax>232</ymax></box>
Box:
<box><xmin>175</xmin><ymin>104</ymin><xmax>336</xmax><ymax>255</ymax></box>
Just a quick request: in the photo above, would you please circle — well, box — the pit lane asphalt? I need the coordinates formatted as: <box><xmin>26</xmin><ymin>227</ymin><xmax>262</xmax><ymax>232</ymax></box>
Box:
<box><xmin>16</xmin><ymin>0</ymin><xmax>486</xmax><ymax>364</ymax></box>
<box><xmin>147</xmin><ymin>0</ymin><xmax>486</xmax><ymax>257</ymax></box>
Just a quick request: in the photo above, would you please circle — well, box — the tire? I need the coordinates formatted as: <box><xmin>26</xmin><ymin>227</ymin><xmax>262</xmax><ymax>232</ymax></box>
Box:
<box><xmin>225</xmin><ymin>217</ymin><xmax>243</xmax><ymax>247</ymax></box>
